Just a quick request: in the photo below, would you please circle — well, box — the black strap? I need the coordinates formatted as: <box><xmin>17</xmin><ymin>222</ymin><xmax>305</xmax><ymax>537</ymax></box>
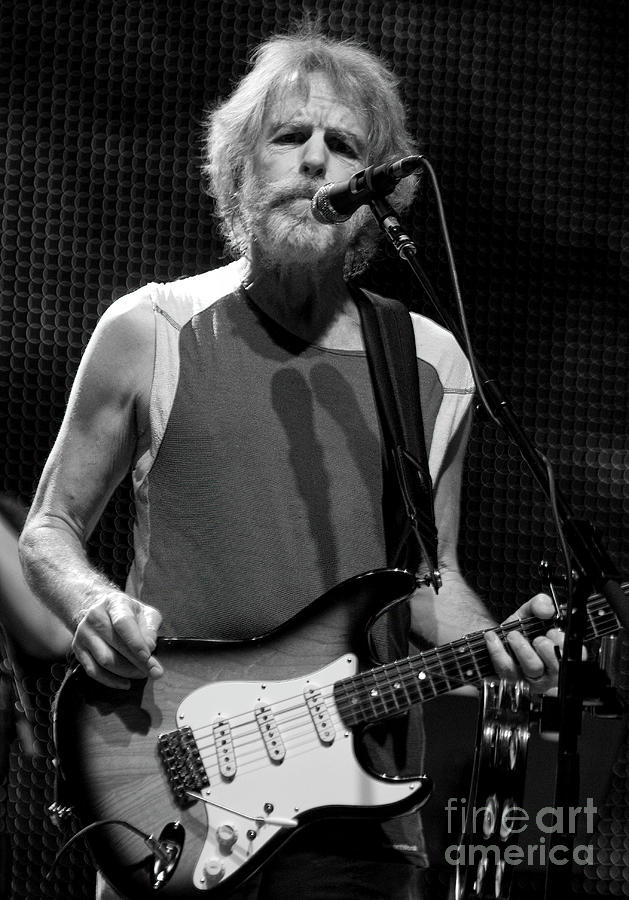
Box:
<box><xmin>349</xmin><ymin>283</ymin><xmax>440</xmax><ymax>587</ymax></box>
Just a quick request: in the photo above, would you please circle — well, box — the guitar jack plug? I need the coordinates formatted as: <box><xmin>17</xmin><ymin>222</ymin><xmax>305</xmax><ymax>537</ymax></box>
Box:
<box><xmin>149</xmin><ymin>821</ymin><xmax>185</xmax><ymax>890</ymax></box>
<box><xmin>45</xmin><ymin>817</ymin><xmax>185</xmax><ymax>892</ymax></box>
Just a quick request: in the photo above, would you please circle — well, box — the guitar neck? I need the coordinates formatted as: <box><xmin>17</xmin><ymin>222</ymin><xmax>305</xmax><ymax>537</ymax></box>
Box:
<box><xmin>334</xmin><ymin>587</ymin><xmax>625</xmax><ymax>728</ymax></box>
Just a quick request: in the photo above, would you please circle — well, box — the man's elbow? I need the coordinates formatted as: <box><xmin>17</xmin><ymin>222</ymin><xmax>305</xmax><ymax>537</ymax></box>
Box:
<box><xmin>17</xmin><ymin>521</ymin><xmax>40</xmax><ymax>576</ymax></box>
<box><xmin>17</xmin><ymin>515</ymin><xmax>64</xmax><ymax>583</ymax></box>
<box><xmin>19</xmin><ymin>509</ymin><xmax>80</xmax><ymax>561</ymax></box>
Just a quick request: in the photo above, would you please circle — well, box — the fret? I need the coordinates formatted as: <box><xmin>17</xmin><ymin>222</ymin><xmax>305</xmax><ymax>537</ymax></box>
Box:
<box><xmin>464</xmin><ymin>635</ymin><xmax>486</xmax><ymax>682</ymax></box>
<box><xmin>333</xmin><ymin>677</ymin><xmax>368</xmax><ymax>727</ymax></box>
<box><xmin>351</xmin><ymin>677</ymin><xmax>374</xmax><ymax>722</ymax></box>
<box><xmin>432</xmin><ymin>638</ymin><xmax>460</xmax><ymax>687</ymax></box>
<box><xmin>586</xmin><ymin>601</ymin><xmax>618</xmax><ymax>640</ymax></box>
<box><xmin>363</xmin><ymin>669</ymin><xmax>389</xmax><ymax>719</ymax></box>
<box><xmin>432</xmin><ymin>645</ymin><xmax>458</xmax><ymax>691</ymax></box>
<box><xmin>373</xmin><ymin>666</ymin><xmax>401</xmax><ymax>717</ymax></box>
<box><xmin>494</xmin><ymin>619</ymin><xmax>533</xmax><ymax>670</ymax></box>
<box><xmin>473</xmin><ymin>637</ymin><xmax>496</xmax><ymax>681</ymax></box>
<box><xmin>451</xmin><ymin>640</ymin><xmax>474</xmax><ymax>685</ymax></box>
<box><xmin>391</xmin><ymin>659</ymin><xmax>415</xmax><ymax>708</ymax></box>
<box><xmin>517</xmin><ymin>615</ymin><xmax>547</xmax><ymax>644</ymax></box>
<box><xmin>394</xmin><ymin>657</ymin><xmax>426</xmax><ymax>707</ymax></box>
<box><xmin>413</xmin><ymin>648</ymin><xmax>446</xmax><ymax>697</ymax></box>
<box><xmin>404</xmin><ymin>651</ymin><xmax>440</xmax><ymax>702</ymax></box>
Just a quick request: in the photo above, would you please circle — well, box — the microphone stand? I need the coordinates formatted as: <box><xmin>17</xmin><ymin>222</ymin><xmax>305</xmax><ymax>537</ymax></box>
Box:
<box><xmin>366</xmin><ymin>183</ymin><xmax>626</xmax><ymax>899</ymax></box>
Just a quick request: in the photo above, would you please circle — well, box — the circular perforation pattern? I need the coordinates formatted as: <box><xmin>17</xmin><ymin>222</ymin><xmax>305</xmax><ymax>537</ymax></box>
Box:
<box><xmin>1</xmin><ymin>2</ymin><xmax>627</xmax><ymax>897</ymax></box>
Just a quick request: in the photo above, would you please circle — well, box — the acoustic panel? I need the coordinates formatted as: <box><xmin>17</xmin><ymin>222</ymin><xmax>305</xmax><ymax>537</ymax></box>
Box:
<box><xmin>0</xmin><ymin>2</ymin><xmax>627</xmax><ymax>897</ymax></box>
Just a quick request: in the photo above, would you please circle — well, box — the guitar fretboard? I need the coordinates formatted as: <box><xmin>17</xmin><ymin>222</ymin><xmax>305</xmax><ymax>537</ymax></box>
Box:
<box><xmin>333</xmin><ymin>588</ymin><xmax>624</xmax><ymax>727</ymax></box>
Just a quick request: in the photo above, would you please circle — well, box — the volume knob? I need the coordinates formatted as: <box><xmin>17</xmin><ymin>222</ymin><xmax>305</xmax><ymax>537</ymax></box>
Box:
<box><xmin>202</xmin><ymin>857</ymin><xmax>225</xmax><ymax>887</ymax></box>
<box><xmin>216</xmin><ymin>822</ymin><xmax>238</xmax><ymax>852</ymax></box>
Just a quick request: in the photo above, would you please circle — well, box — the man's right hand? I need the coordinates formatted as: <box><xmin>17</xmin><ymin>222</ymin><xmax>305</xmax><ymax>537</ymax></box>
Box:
<box><xmin>72</xmin><ymin>594</ymin><xmax>164</xmax><ymax>689</ymax></box>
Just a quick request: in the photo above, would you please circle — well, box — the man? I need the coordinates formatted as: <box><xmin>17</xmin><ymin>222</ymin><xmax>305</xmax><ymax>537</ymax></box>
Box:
<box><xmin>19</xmin><ymin>29</ymin><xmax>561</xmax><ymax>900</ymax></box>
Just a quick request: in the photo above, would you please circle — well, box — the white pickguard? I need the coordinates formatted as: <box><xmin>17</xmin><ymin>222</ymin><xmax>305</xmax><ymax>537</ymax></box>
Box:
<box><xmin>176</xmin><ymin>654</ymin><xmax>421</xmax><ymax>891</ymax></box>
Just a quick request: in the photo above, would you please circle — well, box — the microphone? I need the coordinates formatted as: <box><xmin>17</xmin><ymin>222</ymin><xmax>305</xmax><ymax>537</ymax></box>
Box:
<box><xmin>311</xmin><ymin>155</ymin><xmax>423</xmax><ymax>224</ymax></box>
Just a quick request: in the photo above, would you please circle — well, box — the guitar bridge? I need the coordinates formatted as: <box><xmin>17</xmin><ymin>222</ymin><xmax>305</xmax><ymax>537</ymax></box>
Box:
<box><xmin>158</xmin><ymin>725</ymin><xmax>209</xmax><ymax>806</ymax></box>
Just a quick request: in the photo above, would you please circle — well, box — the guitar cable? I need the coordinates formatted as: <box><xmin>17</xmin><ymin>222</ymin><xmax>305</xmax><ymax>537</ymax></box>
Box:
<box><xmin>45</xmin><ymin>818</ymin><xmax>175</xmax><ymax>882</ymax></box>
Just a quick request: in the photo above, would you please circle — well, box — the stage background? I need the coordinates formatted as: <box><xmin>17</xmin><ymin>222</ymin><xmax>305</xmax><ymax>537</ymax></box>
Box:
<box><xmin>0</xmin><ymin>1</ymin><xmax>627</xmax><ymax>897</ymax></box>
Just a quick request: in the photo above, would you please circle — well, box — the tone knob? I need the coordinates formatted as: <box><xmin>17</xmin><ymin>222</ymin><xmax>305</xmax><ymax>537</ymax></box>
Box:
<box><xmin>202</xmin><ymin>857</ymin><xmax>225</xmax><ymax>887</ymax></box>
<box><xmin>216</xmin><ymin>822</ymin><xmax>238</xmax><ymax>851</ymax></box>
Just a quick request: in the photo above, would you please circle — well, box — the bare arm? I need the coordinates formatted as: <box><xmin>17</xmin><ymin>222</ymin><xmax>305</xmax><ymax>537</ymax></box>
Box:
<box><xmin>19</xmin><ymin>296</ymin><xmax>163</xmax><ymax>688</ymax></box>
<box><xmin>410</xmin><ymin>410</ymin><xmax>561</xmax><ymax>693</ymax></box>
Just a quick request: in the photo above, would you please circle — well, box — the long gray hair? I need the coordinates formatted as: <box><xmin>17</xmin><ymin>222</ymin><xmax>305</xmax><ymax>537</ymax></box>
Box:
<box><xmin>203</xmin><ymin>29</ymin><xmax>419</xmax><ymax>260</ymax></box>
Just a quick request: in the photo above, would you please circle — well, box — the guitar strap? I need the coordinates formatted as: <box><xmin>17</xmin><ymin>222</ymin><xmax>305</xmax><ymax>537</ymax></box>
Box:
<box><xmin>348</xmin><ymin>283</ymin><xmax>440</xmax><ymax>588</ymax></box>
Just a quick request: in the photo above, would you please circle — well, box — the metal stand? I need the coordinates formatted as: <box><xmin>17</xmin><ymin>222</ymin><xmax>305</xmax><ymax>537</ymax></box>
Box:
<box><xmin>366</xmin><ymin>173</ymin><xmax>626</xmax><ymax>898</ymax></box>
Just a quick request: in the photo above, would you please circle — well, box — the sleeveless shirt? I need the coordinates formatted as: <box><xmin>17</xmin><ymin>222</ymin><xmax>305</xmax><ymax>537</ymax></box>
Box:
<box><xmin>120</xmin><ymin>259</ymin><xmax>474</xmax><ymax>863</ymax></box>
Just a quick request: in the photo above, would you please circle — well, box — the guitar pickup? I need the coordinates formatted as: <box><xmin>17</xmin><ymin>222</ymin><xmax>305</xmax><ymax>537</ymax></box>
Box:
<box><xmin>213</xmin><ymin>719</ymin><xmax>237</xmax><ymax>779</ymax></box>
<box><xmin>304</xmin><ymin>686</ymin><xmax>335</xmax><ymax>745</ymax></box>
<box><xmin>255</xmin><ymin>704</ymin><xmax>286</xmax><ymax>763</ymax></box>
<box><xmin>158</xmin><ymin>725</ymin><xmax>209</xmax><ymax>806</ymax></box>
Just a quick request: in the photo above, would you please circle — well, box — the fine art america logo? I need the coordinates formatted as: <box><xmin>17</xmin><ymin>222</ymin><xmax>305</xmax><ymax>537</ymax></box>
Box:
<box><xmin>444</xmin><ymin>797</ymin><xmax>597</xmax><ymax>867</ymax></box>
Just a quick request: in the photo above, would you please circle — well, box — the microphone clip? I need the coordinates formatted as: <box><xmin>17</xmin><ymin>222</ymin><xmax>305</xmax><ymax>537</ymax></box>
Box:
<box><xmin>368</xmin><ymin>194</ymin><xmax>417</xmax><ymax>261</ymax></box>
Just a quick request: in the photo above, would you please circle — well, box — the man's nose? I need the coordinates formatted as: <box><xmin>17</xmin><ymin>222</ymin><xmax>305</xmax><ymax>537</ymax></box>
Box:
<box><xmin>299</xmin><ymin>134</ymin><xmax>327</xmax><ymax>179</ymax></box>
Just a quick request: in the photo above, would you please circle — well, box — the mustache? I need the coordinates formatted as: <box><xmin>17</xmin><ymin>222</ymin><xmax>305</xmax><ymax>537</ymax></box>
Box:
<box><xmin>266</xmin><ymin>179</ymin><xmax>323</xmax><ymax>208</ymax></box>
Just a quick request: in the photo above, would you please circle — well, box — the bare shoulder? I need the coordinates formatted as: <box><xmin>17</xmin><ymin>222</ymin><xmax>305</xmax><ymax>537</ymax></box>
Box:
<box><xmin>91</xmin><ymin>286</ymin><xmax>156</xmax><ymax>363</ymax></box>
<box><xmin>79</xmin><ymin>286</ymin><xmax>158</xmax><ymax>408</ymax></box>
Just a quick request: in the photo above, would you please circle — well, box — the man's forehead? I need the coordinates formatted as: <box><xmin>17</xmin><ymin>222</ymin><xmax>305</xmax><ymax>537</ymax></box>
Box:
<box><xmin>265</xmin><ymin>73</ymin><xmax>367</xmax><ymax>135</ymax></box>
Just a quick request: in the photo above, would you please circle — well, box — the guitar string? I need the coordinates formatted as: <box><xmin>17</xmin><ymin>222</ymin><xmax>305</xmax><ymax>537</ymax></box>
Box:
<box><xmin>194</xmin><ymin>644</ymin><xmax>502</xmax><ymax>770</ymax></box>
<box><xmin>186</xmin><ymin>599</ymin><xmax>616</xmax><ymax>743</ymax></box>
<box><xmin>191</xmin><ymin>659</ymin><xmax>465</xmax><ymax>755</ymax></box>
<box><xmin>186</xmin><ymin>604</ymin><xmax>619</xmax><ymax>779</ymax></box>
<box><xmin>194</xmin><ymin>698</ymin><xmax>434</xmax><ymax>784</ymax></box>
<box><xmin>190</xmin><ymin>660</ymin><xmax>452</xmax><ymax>770</ymax></box>
<box><xmin>194</xmin><ymin>658</ymin><xmax>527</xmax><ymax>780</ymax></box>
<box><xmin>190</xmin><ymin>659</ymin><xmax>465</xmax><ymax>761</ymax></box>
<box><xmin>194</xmin><ymin>655</ymin><xmax>602</xmax><ymax>786</ymax></box>
<box><xmin>165</xmin><ymin>600</ymin><xmax>624</xmax><ymax>793</ymax></box>
<box><xmin>197</xmin><ymin>707</ymin><xmax>349</xmax><ymax>779</ymax></box>
<box><xmin>195</xmin><ymin>700</ymin><xmax>341</xmax><ymax>761</ymax></box>
<box><xmin>166</xmin><ymin>600</ymin><xmax>617</xmax><ymax>781</ymax></box>
<box><xmin>192</xmin><ymin>636</ymin><xmax>559</xmax><ymax>781</ymax></box>
<box><xmin>187</xmin><ymin>619</ymin><xmax>505</xmax><ymax>743</ymax></box>
<box><xmin>185</xmin><ymin>601</ymin><xmax>618</xmax><ymax>761</ymax></box>
<box><xmin>197</xmin><ymin>730</ymin><xmax>366</xmax><ymax>786</ymax></box>
<box><xmin>194</xmin><ymin>668</ymin><xmax>617</xmax><ymax>782</ymax></box>
<box><xmin>189</xmin><ymin>684</ymin><xmax>353</xmax><ymax>775</ymax></box>
<box><xmin>194</xmin><ymin>693</ymin><xmax>346</xmax><ymax>765</ymax></box>
<box><xmin>193</xmin><ymin>693</ymin><xmax>346</xmax><ymax>756</ymax></box>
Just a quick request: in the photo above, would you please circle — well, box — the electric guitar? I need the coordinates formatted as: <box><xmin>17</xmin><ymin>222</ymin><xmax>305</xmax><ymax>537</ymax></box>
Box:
<box><xmin>52</xmin><ymin>568</ymin><xmax>624</xmax><ymax>898</ymax></box>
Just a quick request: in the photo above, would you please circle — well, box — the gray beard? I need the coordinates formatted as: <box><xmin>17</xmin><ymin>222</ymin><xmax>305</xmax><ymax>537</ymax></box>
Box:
<box><xmin>239</xmin><ymin>174</ymin><xmax>379</xmax><ymax>277</ymax></box>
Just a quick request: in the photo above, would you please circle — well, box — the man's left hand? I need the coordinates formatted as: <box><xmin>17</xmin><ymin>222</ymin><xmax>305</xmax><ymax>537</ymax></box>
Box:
<box><xmin>485</xmin><ymin>593</ymin><xmax>562</xmax><ymax>694</ymax></box>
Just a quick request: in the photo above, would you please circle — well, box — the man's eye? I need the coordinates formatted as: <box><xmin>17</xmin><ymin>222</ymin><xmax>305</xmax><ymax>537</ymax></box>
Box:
<box><xmin>327</xmin><ymin>137</ymin><xmax>358</xmax><ymax>158</ymax></box>
<box><xmin>275</xmin><ymin>132</ymin><xmax>305</xmax><ymax>144</ymax></box>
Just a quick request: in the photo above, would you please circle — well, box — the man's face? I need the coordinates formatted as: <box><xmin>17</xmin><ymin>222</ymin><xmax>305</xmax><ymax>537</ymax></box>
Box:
<box><xmin>242</xmin><ymin>72</ymin><xmax>371</xmax><ymax>267</ymax></box>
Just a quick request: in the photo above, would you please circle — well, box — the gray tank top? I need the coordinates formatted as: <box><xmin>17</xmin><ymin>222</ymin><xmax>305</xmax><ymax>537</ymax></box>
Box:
<box><xmin>132</xmin><ymin>293</ymin><xmax>446</xmax><ymax>642</ymax></box>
